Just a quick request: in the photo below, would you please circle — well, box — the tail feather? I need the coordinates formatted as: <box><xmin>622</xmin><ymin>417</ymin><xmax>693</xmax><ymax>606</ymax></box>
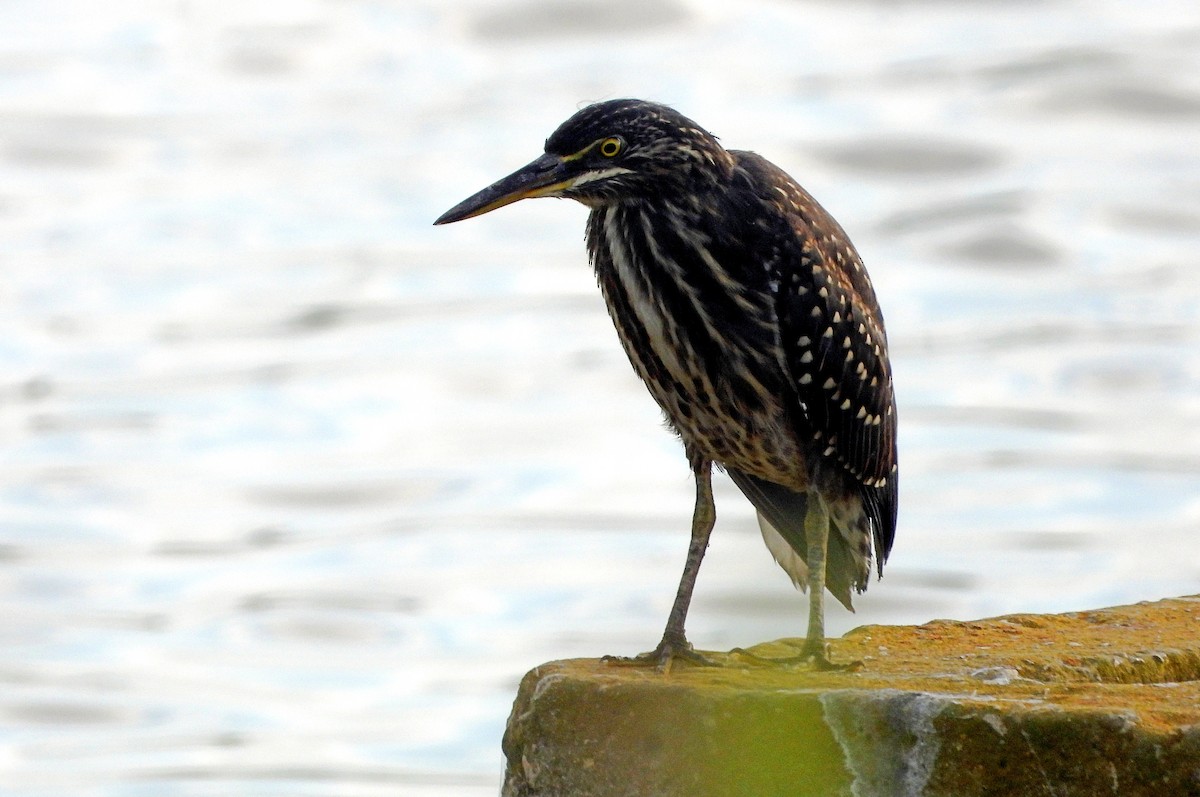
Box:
<box><xmin>726</xmin><ymin>468</ymin><xmax>862</xmax><ymax>611</ymax></box>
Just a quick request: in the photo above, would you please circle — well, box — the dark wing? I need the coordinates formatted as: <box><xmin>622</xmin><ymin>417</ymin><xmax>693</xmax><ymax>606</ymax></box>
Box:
<box><xmin>732</xmin><ymin>150</ymin><xmax>898</xmax><ymax>573</ymax></box>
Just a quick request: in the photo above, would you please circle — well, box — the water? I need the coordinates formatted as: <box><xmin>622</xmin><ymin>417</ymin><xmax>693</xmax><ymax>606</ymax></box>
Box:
<box><xmin>2</xmin><ymin>1</ymin><xmax>1199</xmax><ymax>794</ymax></box>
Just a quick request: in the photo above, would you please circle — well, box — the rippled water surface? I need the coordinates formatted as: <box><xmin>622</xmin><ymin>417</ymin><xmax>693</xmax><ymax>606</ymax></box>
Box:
<box><xmin>3</xmin><ymin>1</ymin><xmax>1200</xmax><ymax>794</ymax></box>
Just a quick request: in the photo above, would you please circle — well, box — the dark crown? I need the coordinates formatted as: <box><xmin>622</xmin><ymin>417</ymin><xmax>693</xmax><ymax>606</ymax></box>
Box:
<box><xmin>545</xmin><ymin>99</ymin><xmax>734</xmax><ymax>196</ymax></box>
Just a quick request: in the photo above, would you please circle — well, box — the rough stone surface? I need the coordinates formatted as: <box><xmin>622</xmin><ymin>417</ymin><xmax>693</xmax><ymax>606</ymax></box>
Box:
<box><xmin>501</xmin><ymin>595</ymin><xmax>1200</xmax><ymax>797</ymax></box>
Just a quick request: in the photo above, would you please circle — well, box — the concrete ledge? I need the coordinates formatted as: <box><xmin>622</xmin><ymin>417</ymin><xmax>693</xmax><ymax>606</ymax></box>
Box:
<box><xmin>501</xmin><ymin>595</ymin><xmax>1200</xmax><ymax>797</ymax></box>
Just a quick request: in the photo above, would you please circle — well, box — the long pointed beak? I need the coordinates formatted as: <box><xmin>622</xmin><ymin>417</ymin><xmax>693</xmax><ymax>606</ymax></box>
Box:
<box><xmin>434</xmin><ymin>153</ymin><xmax>574</xmax><ymax>225</ymax></box>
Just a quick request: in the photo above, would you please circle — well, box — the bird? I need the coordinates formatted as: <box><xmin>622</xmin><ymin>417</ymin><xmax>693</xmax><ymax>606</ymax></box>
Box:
<box><xmin>435</xmin><ymin>99</ymin><xmax>897</xmax><ymax>669</ymax></box>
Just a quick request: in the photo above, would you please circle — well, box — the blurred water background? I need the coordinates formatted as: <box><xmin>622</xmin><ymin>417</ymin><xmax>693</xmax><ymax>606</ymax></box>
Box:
<box><xmin>2</xmin><ymin>0</ymin><xmax>1199</xmax><ymax>794</ymax></box>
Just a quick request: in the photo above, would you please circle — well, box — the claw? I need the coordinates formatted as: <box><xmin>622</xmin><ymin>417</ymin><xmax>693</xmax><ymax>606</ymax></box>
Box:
<box><xmin>602</xmin><ymin>634</ymin><xmax>719</xmax><ymax>672</ymax></box>
<box><xmin>728</xmin><ymin>640</ymin><xmax>863</xmax><ymax>672</ymax></box>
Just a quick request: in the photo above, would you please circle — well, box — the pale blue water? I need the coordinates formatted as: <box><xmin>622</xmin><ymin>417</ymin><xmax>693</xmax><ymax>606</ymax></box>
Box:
<box><xmin>3</xmin><ymin>1</ymin><xmax>1200</xmax><ymax>794</ymax></box>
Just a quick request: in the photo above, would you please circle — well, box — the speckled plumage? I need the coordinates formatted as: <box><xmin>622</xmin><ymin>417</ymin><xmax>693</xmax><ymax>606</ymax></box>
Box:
<box><xmin>436</xmin><ymin>99</ymin><xmax>898</xmax><ymax>666</ymax></box>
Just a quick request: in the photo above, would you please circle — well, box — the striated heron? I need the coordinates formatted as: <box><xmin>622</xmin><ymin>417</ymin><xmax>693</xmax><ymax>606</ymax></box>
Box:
<box><xmin>435</xmin><ymin>99</ymin><xmax>897</xmax><ymax>669</ymax></box>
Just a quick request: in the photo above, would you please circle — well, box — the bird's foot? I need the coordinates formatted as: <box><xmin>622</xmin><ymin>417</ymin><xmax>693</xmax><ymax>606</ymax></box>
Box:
<box><xmin>730</xmin><ymin>639</ymin><xmax>862</xmax><ymax>672</ymax></box>
<box><xmin>801</xmin><ymin>648</ymin><xmax>862</xmax><ymax>672</ymax></box>
<box><xmin>602</xmin><ymin>633</ymin><xmax>718</xmax><ymax>673</ymax></box>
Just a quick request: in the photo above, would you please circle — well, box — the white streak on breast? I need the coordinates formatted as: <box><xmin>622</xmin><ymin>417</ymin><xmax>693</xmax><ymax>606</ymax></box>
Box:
<box><xmin>603</xmin><ymin>210</ymin><xmax>689</xmax><ymax>385</ymax></box>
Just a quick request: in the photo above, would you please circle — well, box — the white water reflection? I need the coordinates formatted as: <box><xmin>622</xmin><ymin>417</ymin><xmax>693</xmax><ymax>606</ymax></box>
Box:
<box><xmin>2</xmin><ymin>1</ymin><xmax>1200</xmax><ymax>794</ymax></box>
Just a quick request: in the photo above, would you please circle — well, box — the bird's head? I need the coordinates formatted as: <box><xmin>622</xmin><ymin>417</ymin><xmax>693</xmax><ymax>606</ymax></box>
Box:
<box><xmin>434</xmin><ymin>99</ymin><xmax>732</xmax><ymax>225</ymax></box>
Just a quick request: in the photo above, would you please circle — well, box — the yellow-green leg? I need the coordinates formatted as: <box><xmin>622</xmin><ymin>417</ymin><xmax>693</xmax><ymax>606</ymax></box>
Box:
<box><xmin>800</xmin><ymin>492</ymin><xmax>833</xmax><ymax>666</ymax></box>
<box><xmin>606</xmin><ymin>459</ymin><xmax>717</xmax><ymax>671</ymax></box>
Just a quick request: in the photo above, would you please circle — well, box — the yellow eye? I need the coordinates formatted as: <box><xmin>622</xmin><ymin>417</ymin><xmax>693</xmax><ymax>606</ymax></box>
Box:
<box><xmin>598</xmin><ymin>137</ymin><xmax>622</xmax><ymax>157</ymax></box>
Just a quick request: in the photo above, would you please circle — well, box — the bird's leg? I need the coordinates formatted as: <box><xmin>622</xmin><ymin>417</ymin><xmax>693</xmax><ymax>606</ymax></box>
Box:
<box><xmin>656</xmin><ymin>459</ymin><xmax>715</xmax><ymax>658</ymax></box>
<box><xmin>730</xmin><ymin>491</ymin><xmax>860</xmax><ymax>671</ymax></box>
<box><xmin>799</xmin><ymin>492</ymin><xmax>840</xmax><ymax>670</ymax></box>
<box><xmin>606</xmin><ymin>458</ymin><xmax>717</xmax><ymax>671</ymax></box>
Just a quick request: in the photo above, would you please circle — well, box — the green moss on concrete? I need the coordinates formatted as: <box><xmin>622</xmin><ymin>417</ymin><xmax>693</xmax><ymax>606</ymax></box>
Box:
<box><xmin>502</xmin><ymin>595</ymin><xmax>1200</xmax><ymax>797</ymax></box>
<box><xmin>502</xmin><ymin>668</ymin><xmax>848</xmax><ymax>797</ymax></box>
